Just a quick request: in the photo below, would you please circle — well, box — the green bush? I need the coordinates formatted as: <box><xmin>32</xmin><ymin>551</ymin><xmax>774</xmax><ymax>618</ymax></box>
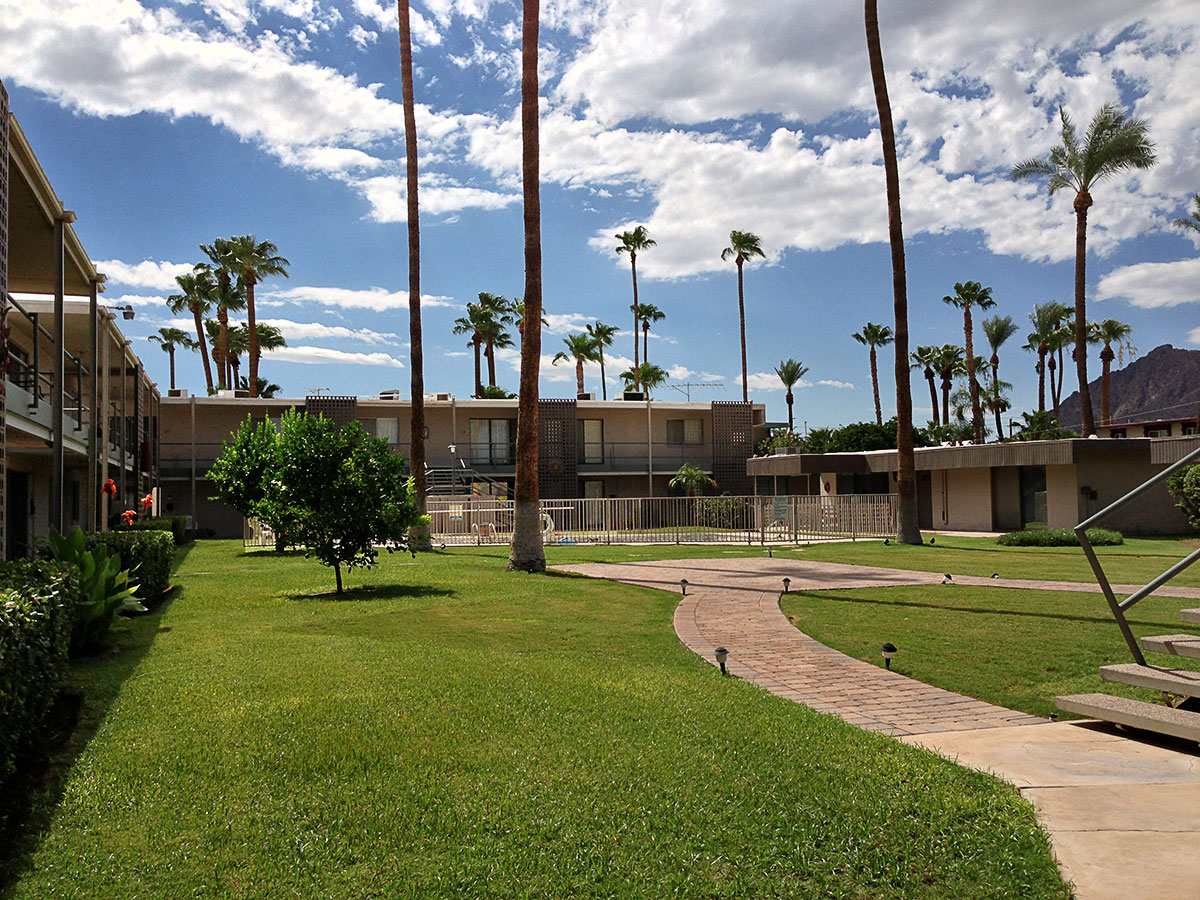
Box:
<box><xmin>996</xmin><ymin>528</ymin><xmax>1123</xmax><ymax>547</ymax></box>
<box><xmin>129</xmin><ymin>516</ymin><xmax>188</xmax><ymax>545</ymax></box>
<box><xmin>1167</xmin><ymin>464</ymin><xmax>1199</xmax><ymax>531</ymax></box>
<box><xmin>0</xmin><ymin>561</ymin><xmax>76</xmax><ymax>790</ymax></box>
<box><xmin>89</xmin><ymin>530</ymin><xmax>175</xmax><ymax>603</ymax></box>
<box><xmin>47</xmin><ymin>528</ymin><xmax>141</xmax><ymax>652</ymax></box>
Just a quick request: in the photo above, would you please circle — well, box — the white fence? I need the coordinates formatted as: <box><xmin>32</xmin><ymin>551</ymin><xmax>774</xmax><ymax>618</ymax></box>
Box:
<box><xmin>423</xmin><ymin>494</ymin><xmax>896</xmax><ymax>546</ymax></box>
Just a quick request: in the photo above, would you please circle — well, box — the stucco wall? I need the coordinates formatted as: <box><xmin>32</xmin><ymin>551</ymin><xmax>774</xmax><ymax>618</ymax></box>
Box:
<box><xmin>941</xmin><ymin>467</ymin><xmax>993</xmax><ymax>531</ymax></box>
<box><xmin>991</xmin><ymin>467</ymin><xmax>1022</xmax><ymax>532</ymax></box>
<box><xmin>1045</xmin><ymin>464</ymin><xmax>1080</xmax><ymax>529</ymax></box>
<box><xmin>1076</xmin><ymin>449</ymin><xmax>1192</xmax><ymax>535</ymax></box>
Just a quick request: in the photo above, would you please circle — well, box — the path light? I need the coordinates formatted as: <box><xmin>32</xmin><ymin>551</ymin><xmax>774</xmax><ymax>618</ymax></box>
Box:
<box><xmin>782</xmin><ymin>577</ymin><xmax>791</xmax><ymax>593</ymax></box>
<box><xmin>991</xmin><ymin>573</ymin><xmax>1000</xmax><ymax>579</ymax></box>
<box><xmin>880</xmin><ymin>642</ymin><xmax>897</xmax><ymax>669</ymax></box>
<box><xmin>680</xmin><ymin>578</ymin><xmax>689</xmax><ymax>596</ymax></box>
<box><xmin>439</xmin><ymin>542</ymin><xmax>446</xmax><ymax>551</ymax></box>
<box><xmin>929</xmin><ymin>536</ymin><xmax>936</xmax><ymax>544</ymax></box>
<box><xmin>942</xmin><ymin>573</ymin><xmax>953</xmax><ymax>584</ymax></box>
<box><xmin>883</xmin><ymin>538</ymin><xmax>890</xmax><ymax>545</ymax></box>
<box><xmin>766</xmin><ymin>546</ymin><xmax>773</xmax><ymax>558</ymax></box>
<box><xmin>714</xmin><ymin>647</ymin><xmax>729</xmax><ymax>675</ymax></box>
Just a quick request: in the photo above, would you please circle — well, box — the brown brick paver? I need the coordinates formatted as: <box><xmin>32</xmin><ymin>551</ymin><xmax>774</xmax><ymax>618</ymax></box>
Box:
<box><xmin>554</xmin><ymin>557</ymin><xmax>1078</xmax><ymax>734</ymax></box>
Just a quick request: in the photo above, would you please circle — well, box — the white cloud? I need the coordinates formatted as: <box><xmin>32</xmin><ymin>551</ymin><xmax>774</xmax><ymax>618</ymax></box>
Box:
<box><xmin>667</xmin><ymin>365</ymin><xmax>693</xmax><ymax>379</ymax></box>
<box><xmin>263</xmin><ymin>285</ymin><xmax>454</xmax><ymax>311</ymax></box>
<box><xmin>738</xmin><ymin>371</ymin><xmax>785</xmax><ymax>391</ymax></box>
<box><xmin>1095</xmin><ymin>258</ymin><xmax>1200</xmax><ymax>308</ymax></box>
<box><xmin>347</xmin><ymin>23</ymin><xmax>377</xmax><ymax>50</ymax></box>
<box><xmin>229</xmin><ymin>317</ymin><xmax>399</xmax><ymax>345</ymax></box>
<box><xmin>542</xmin><ymin>312</ymin><xmax>595</xmax><ymax>334</ymax></box>
<box><xmin>97</xmin><ymin>259</ymin><xmax>194</xmax><ymax>292</ymax></box>
<box><xmin>265</xmin><ymin>345</ymin><xmax>405</xmax><ymax>367</ymax></box>
<box><xmin>819</xmin><ymin>379</ymin><xmax>854</xmax><ymax>389</ymax></box>
<box><xmin>1188</xmin><ymin>326</ymin><xmax>1200</xmax><ymax>346</ymax></box>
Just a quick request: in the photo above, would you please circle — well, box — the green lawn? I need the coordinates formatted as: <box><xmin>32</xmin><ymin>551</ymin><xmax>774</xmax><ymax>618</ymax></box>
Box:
<box><xmin>788</xmin><ymin>533</ymin><xmax>1198</xmax><ymax>586</ymax></box>
<box><xmin>780</xmin><ymin>583</ymin><xmax>1200</xmax><ymax>719</ymax></box>
<box><xmin>4</xmin><ymin>540</ymin><xmax>1069</xmax><ymax>899</ymax></box>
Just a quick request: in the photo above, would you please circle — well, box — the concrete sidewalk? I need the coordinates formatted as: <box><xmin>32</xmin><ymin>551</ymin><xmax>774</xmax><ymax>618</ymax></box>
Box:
<box><xmin>555</xmin><ymin>556</ymin><xmax>1200</xmax><ymax>900</ymax></box>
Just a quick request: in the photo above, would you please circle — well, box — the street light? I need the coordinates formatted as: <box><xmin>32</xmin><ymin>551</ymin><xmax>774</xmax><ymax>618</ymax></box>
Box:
<box><xmin>104</xmin><ymin>304</ymin><xmax>134</xmax><ymax>320</ymax></box>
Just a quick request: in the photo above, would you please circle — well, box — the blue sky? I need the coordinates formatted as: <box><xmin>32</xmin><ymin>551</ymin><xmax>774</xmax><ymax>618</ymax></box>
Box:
<box><xmin>3</xmin><ymin>0</ymin><xmax>1198</xmax><ymax>429</ymax></box>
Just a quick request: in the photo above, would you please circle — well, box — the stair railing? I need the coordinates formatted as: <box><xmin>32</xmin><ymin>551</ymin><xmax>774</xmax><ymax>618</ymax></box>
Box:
<box><xmin>1075</xmin><ymin>444</ymin><xmax>1200</xmax><ymax>666</ymax></box>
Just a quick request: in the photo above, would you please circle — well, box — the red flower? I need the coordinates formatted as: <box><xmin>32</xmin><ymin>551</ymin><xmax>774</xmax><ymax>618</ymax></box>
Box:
<box><xmin>101</xmin><ymin>478</ymin><xmax>117</xmax><ymax>497</ymax></box>
<box><xmin>141</xmin><ymin>493</ymin><xmax>154</xmax><ymax>511</ymax></box>
<box><xmin>121</xmin><ymin>509</ymin><xmax>137</xmax><ymax>527</ymax></box>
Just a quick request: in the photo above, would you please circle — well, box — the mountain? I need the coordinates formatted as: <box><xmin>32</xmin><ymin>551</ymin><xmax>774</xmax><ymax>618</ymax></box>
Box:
<box><xmin>1057</xmin><ymin>344</ymin><xmax>1200</xmax><ymax>428</ymax></box>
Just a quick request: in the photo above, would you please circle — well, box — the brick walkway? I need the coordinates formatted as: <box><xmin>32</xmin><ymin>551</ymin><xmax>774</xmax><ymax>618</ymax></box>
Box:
<box><xmin>550</xmin><ymin>556</ymin><xmax>1200</xmax><ymax>736</ymax></box>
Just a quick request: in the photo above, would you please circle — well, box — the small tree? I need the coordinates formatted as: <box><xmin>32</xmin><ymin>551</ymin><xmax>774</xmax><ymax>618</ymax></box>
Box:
<box><xmin>1167</xmin><ymin>465</ymin><xmax>1200</xmax><ymax>531</ymax></box>
<box><xmin>669</xmin><ymin>464</ymin><xmax>715</xmax><ymax>497</ymax></box>
<box><xmin>208</xmin><ymin>415</ymin><xmax>294</xmax><ymax>550</ymax></box>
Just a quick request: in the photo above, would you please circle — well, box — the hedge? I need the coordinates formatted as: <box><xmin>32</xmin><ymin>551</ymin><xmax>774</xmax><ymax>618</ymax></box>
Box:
<box><xmin>128</xmin><ymin>516</ymin><xmax>189</xmax><ymax>545</ymax></box>
<box><xmin>88</xmin><ymin>530</ymin><xmax>175</xmax><ymax>603</ymax></box>
<box><xmin>0</xmin><ymin>561</ymin><xmax>77</xmax><ymax>790</ymax></box>
<box><xmin>996</xmin><ymin>528</ymin><xmax>1124</xmax><ymax>547</ymax></box>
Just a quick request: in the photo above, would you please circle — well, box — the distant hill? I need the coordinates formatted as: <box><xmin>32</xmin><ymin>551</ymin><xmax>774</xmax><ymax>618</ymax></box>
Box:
<box><xmin>1058</xmin><ymin>344</ymin><xmax>1200</xmax><ymax>427</ymax></box>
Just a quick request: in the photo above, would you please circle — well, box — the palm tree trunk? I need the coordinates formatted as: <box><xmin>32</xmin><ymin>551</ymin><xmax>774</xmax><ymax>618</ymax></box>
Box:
<box><xmin>630</xmin><ymin>255</ymin><xmax>640</xmax><ymax>390</ymax></box>
<box><xmin>192</xmin><ymin>305</ymin><xmax>214</xmax><ymax>392</ymax></box>
<box><xmin>964</xmin><ymin>308</ymin><xmax>983</xmax><ymax>443</ymax></box>
<box><xmin>486</xmin><ymin>338</ymin><xmax>497</xmax><ymax>387</ymax></box>
<box><xmin>1049</xmin><ymin>356</ymin><xmax>1059</xmax><ymax>418</ymax></box>
<box><xmin>992</xmin><ymin>359</ymin><xmax>1002</xmax><ymax>437</ymax></box>
<box><xmin>786</xmin><ymin>390</ymin><xmax>794</xmax><ymax>432</ymax></box>
<box><xmin>642</xmin><ymin>324</ymin><xmax>649</xmax><ymax>368</ymax></box>
<box><xmin>1073</xmin><ymin>192</ymin><xmax>1096</xmax><ymax>435</ymax></box>
<box><xmin>246</xmin><ymin>270</ymin><xmax>259</xmax><ymax>397</ymax></box>
<box><xmin>599</xmin><ymin>351</ymin><xmax>607</xmax><ymax>401</ymax></box>
<box><xmin>508</xmin><ymin>0</ymin><xmax>545</xmax><ymax>573</ymax></box>
<box><xmin>168</xmin><ymin>347</ymin><xmax>176</xmax><ymax>391</ymax></box>
<box><xmin>869</xmin><ymin>346</ymin><xmax>881</xmax><ymax>425</ymax></box>
<box><xmin>865</xmin><ymin>0</ymin><xmax>919</xmax><ymax>544</ymax></box>
<box><xmin>575</xmin><ymin>358</ymin><xmax>584</xmax><ymax>395</ymax></box>
<box><xmin>1101</xmin><ymin>349</ymin><xmax>1112</xmax><ymax>426</ymax></box>
<box><xmin>1056</xmin><ymin>345</ymin><xmax>1065</xmax><ymax>419</ymax></box>
<box><xmin>398</xmin><ymin>0</ymin><xmax>429</xmax><ymax>550</ymax></box>
<box><xmin>941</xmin><ymin>375</ymin><xmax>951</xmax><ymax>427</ymax></box>
<box><xmin>1037</xmin><ymin>349</ymin><xmax>1046</xmax><ymax>412</ymax></box>
<box><xmin>925</xmin><ymin>370</ymin><xmax>939</xmax><ymax>427</ymax></box>
<box><xmin>736</xmin><ymin>258</ymin><xmax>748</xmax><ymax>403</ymax></box>
<box><xmin>473</xmin><ymin>338</ymin><xmax>482</xmax><ymax>397</ymax></box>
<box><xmin>217</xmin><ymin>304</ymin><xmax>230</xmax><ymax>391</ymax></box>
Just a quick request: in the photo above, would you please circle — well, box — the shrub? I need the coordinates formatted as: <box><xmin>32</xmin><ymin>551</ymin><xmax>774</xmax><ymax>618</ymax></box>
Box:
<box><xmin>1167</xmin><ymin>464</ymin><xmax>1200</xmax><ymax>531</ymax></box>
<box><xmin>46</xmin><ymin>528</ymin><xmax>141</xmax><ymax>652</ymax></box>
<box><xmin>996</xmin><ymin>528</ymin><xmax>1123</xmax><ymax>547</ymax></box>
<box><xmin>696</xmin><ymin>496</ymin><xmax>753</xmax><ymax>530</ymax></box>
<box><xmin>89</xmin><ymin>530</ymin><xmax>175</xmax><ymax>602</ymax></box>
<box><xmin>0</xmin><ymin>562</ymin><xmax>75</xmax><ymax>789</ymax></box>
<box><xmin>129</xmin><ymin>516</ymin><xmax>189</xmax><ymax>545</ymax></box>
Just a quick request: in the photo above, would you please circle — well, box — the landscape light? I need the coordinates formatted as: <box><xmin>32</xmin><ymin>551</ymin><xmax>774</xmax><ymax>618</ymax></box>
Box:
<box><xmin>782</xmin><ymin>577</ymin><xmax>791</xmax><ymax>593</ymax></box>
<box><xmin>880</xmin><ymin>642</ymin><xmax>897</xmax><ymax>669</ymax></box>
<box><xmin>942</xmin><ymin>573</ymin><xmax>953</xmax><ymax>584</ymax></box>
<box><xmin>766</xmin><ymin>546</ymin><xmax>773</xmax><ymax>558</ymax></box>
<box><xmin>714</xmin><ymin>647</ymin><xmax>729</xmax><ymax>675</ymax></box>
<box><xmin>680</xmin><ymin>578</ymin><xmax>689</xmax><ymax>596</ymax></box>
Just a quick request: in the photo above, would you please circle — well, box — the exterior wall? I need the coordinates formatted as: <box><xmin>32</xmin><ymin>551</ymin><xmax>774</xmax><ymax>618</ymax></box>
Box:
<box><xmin>929</xmin><ymin>466</ymin><xmax>992</xmax><ymax>531</ymax></box>
<box><xmin>1044</xmin><ymin>464</ymin><xmax>1079</xmax><ymax>529</ymax></box>
<box><xmin>1075</xmin><ymin>448</ymin><xmax>1192</xmax><ymax>535</ymax></box>
<box><xmin>991</xmin><ymin>467</ymin><xmax>1021</xmax><ymax>532</ymax></box>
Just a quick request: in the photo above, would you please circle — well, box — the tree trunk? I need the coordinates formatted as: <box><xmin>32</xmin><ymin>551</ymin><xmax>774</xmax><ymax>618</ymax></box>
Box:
<box><xmin>1056</xmin><ymin>344</ymin><xmax>1065</xmax><ymax>420</ymax></box>
<box><xmin>925</xmin><ymin>370</ymin><xmax>939</xmax><ymax>427</ymax></box>
<box><xmin>1100</xmin><ymin>346</ymin><xmax>1113</xmax><ymax>426</ymax></box>
<box><xmin>599</xmin><ymin>350</ymin><xmax>607</xmax><ymax>400</ymax></box>
<box><xmin>334</xmin><ymin>560</ymin><xmax>343</xmax><ymax>595</ymax></box>
<box><xmin>217</xmin><ymin>301</ymin><xmax>230</xmax><ymax>390</ymax></box>
<box><xmin>575</xmin><ymin>358</ymin><xmax>584</xmax><ymax>395</ymax></box>
<box><xmin>192</xmin><ymin>304</ymin><xmax>213</xmax><ymax>392</ymax></box>
<box><xmin>992</xmin><ymin>358</ymin><xmax>1002</xmax><ymax>438</ymax></box>
<box><xmin>630</xmin><ymin>254</ymin><xmax>640</xmax><ymax>389</ymax></box>
<box><xmin>473</xmin><ymin>338</ymin><xmax>482</xmax><ymax>397</ymax></box>
<box><xmin>508</xmin><ymin>0</ymin><xmax>546</xmax><ymax>573</ymax></box>
<box><xmin>168</xmin><ymin>346</ymin><xmax>176</xmax><ymax>391</ymax></box>
<box><xmin>1073</xmin><ymin>192</ymin><xmax>1096</xmax><ymax>435</ymax></box>
<box><xmin>486</xmin><ymin>338</ymin><xmax>497</xmax><ymax>387</ymax></box>
<box><xmin>736</xmin><ymin>257</ymin><xmax>748</xmax><ymax>403</ymax></box>
<box><xmin>964</xmin><ymin>307</ymin><xmax>983</xmax><ymax>443</ymax></box>
<box><xmin>642</xmin><ymin>323</ymin><xmax>649</xmax><ymax>368</ymax></box>
<box><xmin>1049</xmin><ymin>355</ymin><xmax>1059</xmax><ymax>419</ymax></box>
<box><xmin>865</xmin><ymin>0</ymin><xmax>920</xmax><ymax>544</ymax></box>
<box><xmin>941</xmin><ymin>374</ymin><xmax>951</xmax><ymax>426</ymax></box>
<box><xmin>398</xmin><ymin>0</ymin><xmax>430</xmax><ymax>550</ymax></box>
<box><xmin>246</xmin><ymin>269</ymin><xmax>259</xmax><ymax>397</ymax></box>
<box><xmin>786</xmin><ymin>390</ymin><xmax>794</xmax><ymax>432</ymax></box>
<box><xmin>869</xmin><ymin>345</ymin><xmax>881</xmax><ymax>425</ymax></box>
<box><xmin>1037</xmin><ymin>347</ymin><xmax>1046</xmax><ymax>412</ymax></box>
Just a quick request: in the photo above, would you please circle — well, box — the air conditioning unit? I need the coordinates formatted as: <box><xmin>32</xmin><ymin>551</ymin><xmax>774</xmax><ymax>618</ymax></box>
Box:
<box><xmin>216</xmin><ymin>389</ymin><xmax>237</xmax><ymax>399</ymax></box>
<box><xmin>577</xmin><ymin>392</ymin><xmax>595</xmax><ymax>401</ymax></box>
<box><xmin>167</xmin><ymin>389</ymin><xmax>188</xmax><ymax>398</ymax></box>
<box><xmin>435</xmin><ymin>392</ymin><xmax>452</xmax><ymax>401</ymax></box>
<box><xmin>623</xmin><ymin>391</ymin><xmax>645</xmax><ymax>401</ymax></box>
<box><xmin>379</xmin><ymin>389</ymin><xmax>400</xmax><ymax>401</ymax></box>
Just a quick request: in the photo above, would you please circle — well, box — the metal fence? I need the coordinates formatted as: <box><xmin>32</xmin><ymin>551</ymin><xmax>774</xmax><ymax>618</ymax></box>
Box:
<box><xmin>421</xmin><ymin>494</ymin><xmax>897</xmax><ymax>546</ymax></box>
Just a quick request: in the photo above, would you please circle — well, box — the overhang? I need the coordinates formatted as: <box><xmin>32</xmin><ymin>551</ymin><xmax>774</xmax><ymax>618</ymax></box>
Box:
<box><xmin>1151</xmin><ymin>436</ymin><xmax>1200</xmax><ymax>465</ymax></box>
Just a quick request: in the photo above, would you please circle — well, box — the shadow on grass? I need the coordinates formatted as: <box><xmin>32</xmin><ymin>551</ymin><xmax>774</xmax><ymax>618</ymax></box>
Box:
<box><xmin>237</xmin><ymin>548</ymin><xmax>310</xmax><ymax>559</ymax></box>
<box><xmin>286</xmin><ymin>583</ymin><xmax>455</xmax><ymax>602</ymax></box>
<box><xmin>793</xmin><ymin>590</ymin><xmax>1178</xmax><ymax>628</ymax></box>
<box><xmin>0</xmin><ymin>600</ymin><xmax>173</xmax><ymax>895</ymax></box>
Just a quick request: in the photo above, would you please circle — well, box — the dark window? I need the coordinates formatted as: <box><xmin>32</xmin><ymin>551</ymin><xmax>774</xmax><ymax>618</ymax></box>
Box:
<box><xmin>666</xmin><ymin>419</ymin><xmax>703</xmax><ymax>444</ymax></box>
<box><xmin>469</xmin><ymin>418</ymin><xmax>516</xmax><ymax>465</ymax></box>
<box><xmin>1019</xmin><ymin>466</ymin><xmax>1047</xmax><ymax>529</ymax></box>
<box><xmin>1145</xmin><ymin>425</ymin><xmax>1171</xmax><ymax>438</ymax></box>
<box><xmin>1108</xmin><ymin>428</ymin><xmax>1126</xmax><ymax>439</ymax></box>
<box><xmin>1182</xmin><ymin>423</ymin><xmax>1197</xmax><ymax>436</ymax></box>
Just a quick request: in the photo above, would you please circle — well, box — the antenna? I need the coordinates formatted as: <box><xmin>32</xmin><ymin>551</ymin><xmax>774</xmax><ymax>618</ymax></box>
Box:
<box><xmin>666</xmin><ymin>382</ymin><xmax>724</xmax><ymax>401</ymax></box>
<box><xmin>307</xmin><ymin>387</ymin><xmax>331</xmax><ymax>396</ymax></box>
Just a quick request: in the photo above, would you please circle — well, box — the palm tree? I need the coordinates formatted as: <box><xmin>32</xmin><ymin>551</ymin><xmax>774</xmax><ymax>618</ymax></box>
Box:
<box><xmin>982</xmin><ymin>314</ymin><xmax>1019</xmax><ymax>437</ymax></box>
<box><xmin>240</xmin><ymin>322</ymin><xmax>286</xmax><ymax>384</ymax></box>
<box><xmin>865</xmin><ymin>0</ymin><xmax>920</xmax><ymax>544</ymax></box>
<box><xmin>851</xmin><ymin>322</ymin><xmax>894</xmax><ymax>425</ymax></box>
<box><xmin>211</xmin><ymin>236</ymin><xmax>290</xmax><ymax>398</ymax></box>
<box><xmin>1171</xmin><ymin>193</ymin><xmax>1200</xmax><ymax>235</ymax></box>
<box><xmin>148</xmin><ymin>327</ymin><xmax>196</xmax><ymax>392</ymax></box>
<box><xmin>620</xmin><ymin>363</ymin><xmax>668</xmax><ymax>398</ymax></box>
<box><xmin>636</xmin><ymin>302</ymin><xmax>665</xmax><ymax>367</ymax></box>
<box><xmin>452</xmin><ymin>302</ymin><xmax>488</xmax><ymax>397</ymax></box>
<box><xmin>226</xmin><ymin>321</ymin><xmax>248</xmax><ymax>387</ymax></box>
<box><xmin>1011</xmin><ymin>103</ymin><xmax>1156</xmax><ymax>436</ymax></box>
<box><xmin>775</xmin><ymin>358</ymin><xmax>809</xmax><ymax>432</ymax></box>
<box><xmin>910</xmin><ymin>345</ymin><xmax>941</xmax><ymax>427</ymax></box>
<box><xmin>509</xmin><ymin>0</ymin><xmax>545</xmax><ymax>573</ymax></box>
<box><xmin>932</xmin><ymin>344</ymin><xmax>964</xmax><ymax>426</ymax></box>
<box><xmin>208</xmin><ymin>272</ymin><xmax>246</xmax><ymax>391</ymax></box>
<box><xmin>1047</xmin><ymin>318</ymin><xmax>1074</xmax><ymax>419</ymax></box>
<box><xmin>397</xmin><ymin>0</ymin><xmax>429</xmax><ymax>548</ymax></box>
<box><xmin>552</xmin><ymin>333</ymin><xmax>601</xmax><ymax>396</ymax></box>
<box><xmin>941</xmin><ymin>281</ymin><xmax>995</xmax><ymax>443</ymax></box>
<box><xmin>242</xmin><ymin>376</ymin><xmax>282</xmax><ymax>398</ymax></box>
<box><xmin>476</xmin><ymin>293</ymin><xmax>514</xmax><ymax>388</ymax></box>
<box><xmin>720</xmin><ymin>230</ymin><xmax>765</xmax><ymax>403</ymax></box>
<box><xmin>1025</xmin><ymin>301</ymin><xmax>1069</xmax><ymax>414</ymax></box>
<box><xmin>166</xmin><ymin>265</ymin><xmax>216</xmax><ymax>392</ymax></box>
<box><xmin>510</xmin><ymin>298</ymin><xmax>547</xmax><ymax>343</ymax></box>
<box><xmin>981</xmin><ymin>377</ymin><xmax>1013</xmax><ymax>439</ymax></box>
<box><xmin>585</xmin><ymin>321</ymin><xmax>619</xmax><ymax>400</ymax></box>
<box><xmin>1094</xmin><ymin>318</ymin><xmax>1134</xmax><ymax>426</ymax></box>
<box><xmin>616</xmin><ymin>225</ymin><xmax>656</xmax><ymax>389</ymax></box>
<box><xmin>668</xmin><ymin>464</ymin><xmax>715</xmax><ymax>497</ymax></box>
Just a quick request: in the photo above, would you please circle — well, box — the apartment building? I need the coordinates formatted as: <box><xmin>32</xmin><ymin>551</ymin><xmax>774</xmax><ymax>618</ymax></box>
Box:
<box><xmin>158</xmin><ymin>393</ymin><xmax>767</xmax><ymax>537</ymax></box>
<box><xmin>2</xmin><ymin>82</ymin><xmax>160</xmax><ymax>557</ymax></box>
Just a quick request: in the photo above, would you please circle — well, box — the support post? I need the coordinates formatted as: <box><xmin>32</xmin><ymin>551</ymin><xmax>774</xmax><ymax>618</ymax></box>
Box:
<box><xmin>87</xmin><ymin>277</ymin><xmax>101</xmax><ymax>530</ymax></box>
<box><xmin>50</xmin><ymin>212</ymin><xmax>73</xmax><ymax>534</ymax></box>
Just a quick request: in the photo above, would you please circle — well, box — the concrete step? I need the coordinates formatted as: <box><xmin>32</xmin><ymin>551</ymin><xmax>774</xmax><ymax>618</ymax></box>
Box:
<box><xmin>1181</xmin><ymin>609</ymin><xmax>1200</xmax><ymax>625</ymax></box>
<box><xmin>1141</xmin><ymin>633</ymin><xmax>1200</xmax><ymax>660</ymax></box>
<box><xmin>1057</xmin><ymin>693</ymin><xmax>1200</xmax><ymax>742</ymax></box>
<box><xmin>1099</xmin><ymin>663</ymin><xmax>1200</xmax><ymax>698</ymax></box>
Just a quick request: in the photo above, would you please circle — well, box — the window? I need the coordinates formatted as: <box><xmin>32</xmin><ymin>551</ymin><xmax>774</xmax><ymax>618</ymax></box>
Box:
<box><xmin>1145</xmin><ymin>425</ymin><xmax>1172</xmax><ymax>438</ymax></box>
<box><xmin>1183</xmin><ymin>423</ymin><xmax>1197</xmax><ymax>436</ymax></box>
<box><xmin>469</xmin><ymin>418</ymin><xmax>515</xmax><ymax>465</ymax></box>
<box><xmin>1108</xmin><ymin>428</ymin><xmax>1126</xmax><ymax>439</ymax></box>
<box><xmin>578</xmin><ymin>419</ymin><xmax>604</xmax><ymax>463</ymax></box>
<box><xmin>666</xmin><ymin>419</ymin><xmax>704</xmax><ymax>444</ymax></box>
<box><xmin>375</xmin><ymin>417</ymin><xmax>399</xmax><ymax>444</ymax></box>
<box><xmin>582</xmin><ymin>480</ymin><xmax>605</xmax><ymax>498</ymax></box>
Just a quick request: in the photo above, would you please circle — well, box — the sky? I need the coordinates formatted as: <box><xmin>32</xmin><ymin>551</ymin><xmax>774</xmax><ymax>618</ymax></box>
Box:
<box><xmin>2</xmin><ymin>0</ymin><xmax>1199</xmax><ymax>430</ymax></box>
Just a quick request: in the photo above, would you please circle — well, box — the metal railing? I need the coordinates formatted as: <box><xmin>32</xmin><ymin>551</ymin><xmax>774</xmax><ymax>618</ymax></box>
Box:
<box><xmin>1075</xmin><ymin>445</ymin><xmax>1200</xmax><ymax>665</ymax></box>
<box><xmin>422</xmin><ymin>493</ymin><xmax>896</xmax><ymax>546</ymax></box>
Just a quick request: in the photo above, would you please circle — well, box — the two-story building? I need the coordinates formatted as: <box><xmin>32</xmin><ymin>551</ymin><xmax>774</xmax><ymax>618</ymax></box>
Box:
<box><xmin>158</xmin><ymin>393</ymin><xmax>767</xmax><ymax>537</ymax></box>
